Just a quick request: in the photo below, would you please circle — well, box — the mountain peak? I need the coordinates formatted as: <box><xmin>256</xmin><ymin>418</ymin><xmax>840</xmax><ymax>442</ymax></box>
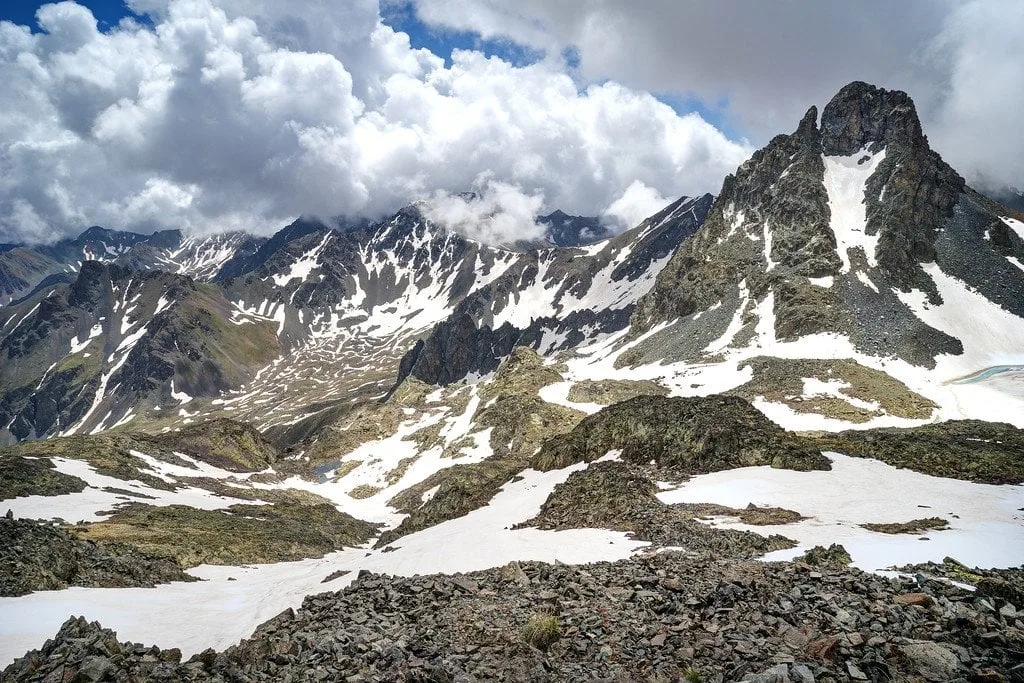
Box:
<box><xmin>795</xmin><ymin>105</ymin><xmax>819</xmax><ymax>139</ymax></box>
<box><xmin>820</xmin><ymin>81</ymin><xmax>924</xmax><ymax>156</ymax></box>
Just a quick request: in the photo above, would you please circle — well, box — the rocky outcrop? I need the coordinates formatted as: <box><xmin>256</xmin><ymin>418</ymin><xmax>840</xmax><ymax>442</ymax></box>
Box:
<box><xmin>809</xmin><ymin>419</ymin><xmax>1024</xmax><ymax>484</ymax></box>
<box><xmin>0</xmin><ymin>516</ymin><xmax>195</xmax><ymax>596</ymax></box>
<box><xmin>519</xmin><ymin>460</ymin><xmax>795</xmax><ymax>557</ymax></box>
<box><xmin>821</xmin><ymin>82</ymin><xmax>965</xmax><ymax>296</ymax></box>
<box><xmin>74</xmin><ymin>495</ymin><xmax>380</xmax><ymax>568</ymax></box>
<box><xmin>6</xmin><ymin>553</ymin><xmax>1022</xmax><ymax>682</ymax></box>
<box><xmin>146</xmin><ymin>418</ymin><xmax>279</xmax><ymax>472</ymax></box>
<box><xmin>729</xmin><ymin>356</ymin><xmax>938</xmax><ymax>423</ymax></box>
<box><xmin>532</xmin><ymin>394</ymin><xmax>831</xmax><ymax>474</ymax></box>
<box><xmin>0</xmin><ymin>453</ymin><xmax>87</xmax><ymax>500</ymax></box>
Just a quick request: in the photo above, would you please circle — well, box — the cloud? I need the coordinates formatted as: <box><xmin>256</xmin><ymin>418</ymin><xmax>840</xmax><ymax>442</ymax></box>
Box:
<box><xmin>924</xmin><ymin>0</ymin><xmax>1024</xmax><ymax>192</ymax></box>
<box><xmin>421</xmin><ymin>180</ymin><xmax>546</xmax><ymax>245</ymax></box>
<box><xmin>0</xmin><ymin>0</ymin><xmax>750</xmax><ymax>244</ymax></box>
<box><xmin>408</xmin><ymin>0</ymin><xmax>1024</xmax><ymax>193</ymax></box>
<box><xmin>602</xmin><ymin>180</ymin><xmax>670</xmax><ymax>231</ymax></box>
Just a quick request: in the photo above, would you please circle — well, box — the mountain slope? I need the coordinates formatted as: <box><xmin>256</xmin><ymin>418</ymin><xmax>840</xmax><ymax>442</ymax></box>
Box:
<box><xmin>0</xmin><ymin>196</ymin><xmax>709</xmax><ymax>440</ymax></box>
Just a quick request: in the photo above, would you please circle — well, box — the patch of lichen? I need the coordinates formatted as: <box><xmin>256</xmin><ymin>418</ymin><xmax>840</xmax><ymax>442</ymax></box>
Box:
<box><xmin>808</xmin><ymin>419</ymin><xmax>1024</xmax><ymax>484</ymax></box>
<box><xmin>0</xmin><ymin>454</ymin><xmax>87</xmax><ymax>500</ymax></box>
<box><xmin>475</xmin><ymin>394</ymin><xmax>583</xmax><ymax>460</ymax></box>
<box><xmin>730</xmin><ymin>357</ymin><xmax>937</xmax><ymax>422</ymax></box>
<box><xmin>73</xmin><ymin>498</ymin><xmax>379</xmax><ymax>568</ymax></box>
<box><xmin>478</xmin><ymin>347</ymin><xmax>565</xmax><ymax>402</ymax></box>
<box><xmin>566</xmin><ymin>379</ymin><xmax>669</xmax><ymax>405</ymax></box>
<box><xmin>348</xmin><ymin>484</ymin><xmax>382</xmax><ymax>499</ymax></box>
<box><xmin>378</xmin><ymin>457</ymin><xmax>523</xmax><ymax>547</ymax></box>
<box><xmin>385</xmin><ymin>456</ymin><xmax>419</xmax><ymax>486</ymax></box>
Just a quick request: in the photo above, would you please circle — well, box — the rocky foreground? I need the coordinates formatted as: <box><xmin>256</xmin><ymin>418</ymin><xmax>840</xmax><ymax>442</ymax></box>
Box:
<box><xmin>5</xmin><ymin>550</ymin><xmax>1022</xmax><ymax>683</ymax></box>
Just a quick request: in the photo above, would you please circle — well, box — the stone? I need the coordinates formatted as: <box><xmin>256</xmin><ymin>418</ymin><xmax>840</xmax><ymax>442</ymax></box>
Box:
<box><xmin>893</xmin><ymin>593</ymin><xmax>934</xmax><ymax>607</ymax></box>
<box><xmin>846</xmin><ymin>660</ymin><xmax>868</xmax><ymax>680</ymax></box>
<box><xmin>75</xmin><ymin>656</ymin><xmax>114</xmax><ymax>681</ymax></box>
<box><xmin>806</xmin><ymin>635</ymin><xmax>840</xmax><ymax>661</ymax></box>
<box><xmin>898</xmin><ymin>641</ymin><xmax>961</xmax><ymax>682</ymax></box>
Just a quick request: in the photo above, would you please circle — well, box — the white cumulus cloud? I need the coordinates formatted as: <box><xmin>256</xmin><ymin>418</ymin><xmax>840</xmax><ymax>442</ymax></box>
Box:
<box><xmin>0</xmin><ymin>0</ymin><xmax>751</xmax><ymax>243</ymax></box>
<box><xmin>421</xmin><ymin>180</ymin><xmax>546</xmax><ymax>245</ymax></box>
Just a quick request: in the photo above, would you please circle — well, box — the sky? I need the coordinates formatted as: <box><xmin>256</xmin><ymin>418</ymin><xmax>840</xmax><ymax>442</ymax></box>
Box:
<box><xmin>0</xmin><ymin>0</ymin><xmax>1021</xmax><ymax>244</ymax></box>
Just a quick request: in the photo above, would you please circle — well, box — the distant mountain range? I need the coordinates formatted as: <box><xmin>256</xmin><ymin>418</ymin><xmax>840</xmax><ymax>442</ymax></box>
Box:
<box><xmin>2</xmin><ymin>81</ymin><xmax>1023</xmax><ymax>447</ymax></box>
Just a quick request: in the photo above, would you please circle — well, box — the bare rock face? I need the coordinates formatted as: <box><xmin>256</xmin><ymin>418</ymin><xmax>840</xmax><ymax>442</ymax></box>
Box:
<box><xmin>819</xmin><ymin>81</ymin><xmax>926</xmax><ymax>156</ymax></box>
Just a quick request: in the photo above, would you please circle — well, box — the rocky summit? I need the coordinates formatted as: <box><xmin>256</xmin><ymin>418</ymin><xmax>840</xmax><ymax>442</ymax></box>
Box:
<box><xmin>1</xmin><ymin>79</ymin><xmax>1023</xmax><ymax>683</ymax></box>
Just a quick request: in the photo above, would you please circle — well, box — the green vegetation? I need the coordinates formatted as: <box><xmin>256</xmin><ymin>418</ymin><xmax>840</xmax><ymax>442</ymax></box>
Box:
<box><xmin>521</xmin><ymin>613</ymin><xmax>561</xmax><ymax>651</ymax></box>
<box><xmin>146</xmin><ymin>418</ymin><xmax>279</xmax><ymax>472</ymax></box>
<box><xmin>4</xmin><ymin>435</ymin><xmax>178</xmax><ymax>491</ymax></box>
<box><xmin>809</xmin><ymin>419</ymin><xmax>1024</xmax><ymax>484</ymax></box>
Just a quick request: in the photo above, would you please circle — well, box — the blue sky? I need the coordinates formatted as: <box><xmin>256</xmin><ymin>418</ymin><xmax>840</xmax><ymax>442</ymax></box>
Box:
<box><xmin>1</xmin><ymin>0</ymin><xmax>741</xmax><ymax>137</ymax></box>
<box><xmin>1</xmin><ymin>0</ymin><xmax>142</xmax><ymax>31</ymax></box>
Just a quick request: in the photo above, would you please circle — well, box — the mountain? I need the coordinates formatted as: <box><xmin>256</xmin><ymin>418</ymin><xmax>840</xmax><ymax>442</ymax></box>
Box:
<box><xmin>0</xmin><ymin>196</ymin><xmax>708</xmax><ymax>442</ymax></box>
<box><xmin>0</xmin><ymin>228</ymin><xmax>266</xmax><ymax>306</ymax></box>
<box><xmin>538</xmin><ymin>209</ymin><xmax>610</xmax><ymax>247</ymax></box>
<box><xmin>3</xmin><ymin>81</ymin><xmax>1024</xmax><ymax>680</ymax></box>
<box><xmin>3</xmin><ymin>83</ymin><xmax>1023</xmax><ymax>443</ymax></box>
<box><xmin>3</xmin><ymin>81</ymin><xmax>1022</xmax><ymax>445</ymax></box>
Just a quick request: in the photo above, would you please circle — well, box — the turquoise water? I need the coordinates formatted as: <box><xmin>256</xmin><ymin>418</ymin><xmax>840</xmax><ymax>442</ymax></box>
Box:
<box><xmin>952</xmin><ymin>365</ymin><xmax>1024</xmax><ymax>384</ymax></box>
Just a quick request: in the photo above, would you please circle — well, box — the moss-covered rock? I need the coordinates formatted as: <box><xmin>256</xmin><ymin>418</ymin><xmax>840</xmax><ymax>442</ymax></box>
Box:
<box><xmin>796</xmin><ymin>544</ymin><xmax>852</xmax><ymax>568</ymax></box>
<box><xmin>519</xmin><ymin>461</ymin><xmax>795</xmax><ymax>558</ymax></box>
<box><xmin>2</xmin><ymin>434</ymin><xmax>180</xmax><ymax>491</ymax></box>
<box><xmin>74</xmin><ymin>494</ymin><xmax>379</xmax><ymax>568</ymax></box>
<box><xmin>378</xmin><ymin>458</ymin><xmax>523</xmax><ymax>547</ymax></box>
<box><xmin>861</xmin><ymin>517</ymin><xmax>949</xmax><ymax>534</ymax></box>
<box><xmin>685</xmin><ymin>502</ymin><xmax>806</xmax><ymax>526</ymax></box>
<box><xmin>478</xmin><ymin>346</ymin><xmax>564</xmax><ymax>402</ymax></box>
<box><xmin>808</xmin><ymin>419</ymin><xmax>1024</xmax><ymax>484</ymax></box>
<box><xmin>566</xmin><ymin>379</ymin><xmax>668</xmax><ymax>405</ymax></box>
<box><xmin>1</xmin><ymin>516</ymin><xmax>195</xmax><ymax>596</ymax></box>
<box><xmin>532</xmin><ymin>394</ymin><xmax>830</xmax><ymax>474</ymax></box>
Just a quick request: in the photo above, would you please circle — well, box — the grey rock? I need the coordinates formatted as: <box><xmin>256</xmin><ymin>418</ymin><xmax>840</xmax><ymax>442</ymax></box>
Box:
<box><xmin>898</xmin><ymin>641</ymin><xmax>961</xmax><ymax>681</ymax></box>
